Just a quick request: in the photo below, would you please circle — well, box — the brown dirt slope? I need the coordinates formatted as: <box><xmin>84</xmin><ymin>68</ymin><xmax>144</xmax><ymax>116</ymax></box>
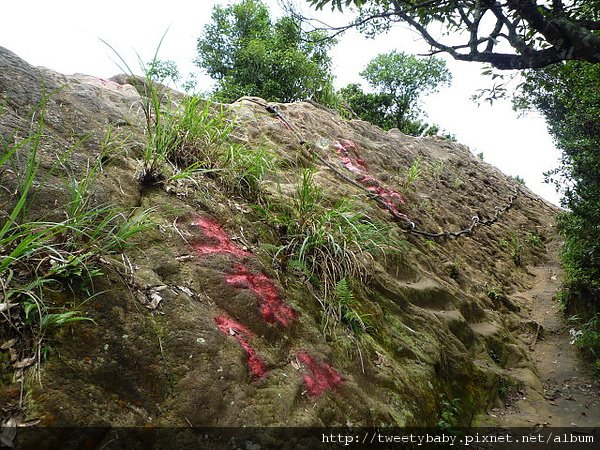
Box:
<box><xmin>0</xmin><ymin>46</ymin><xmax>570</xmax><ymax>429</ymax></box>
<box><xmin>477</xmin><ymin>238</ymin><xmax>600</xmax><ymax>428</ymax></box>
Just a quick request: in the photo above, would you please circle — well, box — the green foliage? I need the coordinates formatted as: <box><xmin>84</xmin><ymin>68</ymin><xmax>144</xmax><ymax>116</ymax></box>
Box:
<box><xmin>102</xmin><ymin>37</ymin><xmax>178</xmax><ymax>183</ymax></box>
<box><xmin>477</xmin><ymin>152</ymin><xmax>484</xmax><ymax>161</ymax></box>
<box><xmin>163</xmin><ymin>95</ymin><xmax>238</xmax><ymax>179</ymax></box>
<box><xmin>103</xmin><ymin>39</ymin><xmax>266</xmax><ymax>193</ymax></box>
<box><xmin>429</xmin><ymin>159</ymin><xmax>447</xmax><ymax>183</ymax></box>
<box><xmin>39</xmin><ymin>311</ymin><xmax>94</xmax><ymax>330</ymax></box>
<box><xmin>308</xmin><ymin>1</ymin><xmax>600</xmax><ymax>70</ymax></box>
<box><xmin>337</xmin><ymin>51</ymin><xmax>451</xmax><ymax>135</ymax></box>
<box><xmin>196</xmin><ymin>0</ymin><xmax>335</xmax><ymax>104</ymax></box>
<box><xmin>452</xmin><ymin>176</ymin><xmax>464</xmax><ymax>189</ymax></box>
<box><xmin>569</xmin><ymin>314</ymin><xmax>600</xmax><ymax>375</ymax></box>
<box><xmin>516</xmin><ymin>61</ymin><xmax>600</xmax><ymax>368</ymax></box>
<box><xmin>136</xmin><ymin>89</ymin><xmax>223</xmax><ymax>184</ymax></box>
<box><xmin>486</xmin><ymin>288</ymin><xmax>506</xmax><ymax>302</ymax></box>
<box><xmin>361</xmin><ymin>51</ymin><xmax>452</xmax><ymax>124</ymax></box>
<box><xmin>510</xmin><ymin>175</ymin><xmax>525</xmax><ymax>185</ymax></box>
<box><xmin>334</xmin><ymin>278</ymin><xmax>371</xmax><ymax>334</ymax></box>
<box><xmin>219</xmin><ymin>141</ymin><xmax>275</xmax><ymax>198</ymax></box>
<box><xmin>526</xmin><ymin>232</ymin><xmax>543</xmax><ymax>249</ymax></box>
<box><xmin>337</xmin><ymin>83</ymin><xmax>393</xmax><ymax>127</ymax></box>
<box><xmin>436</xmin><ymin>396</ymin><xmax>461</xmax><ymax>431</ymax></box>
<box><xmin>146</xmin><ymin>58</ymin><xmax>180</xmax><ymax>84</ymax></box>
<box><xmin>423</xmin><ymin>239</ymin><xmax>436</xmax><ymax>250</ymax></box>
<box><xmin>167</xmin><ymin>98</ymin><xmax>274</xmax><ymax>198</ymax></box>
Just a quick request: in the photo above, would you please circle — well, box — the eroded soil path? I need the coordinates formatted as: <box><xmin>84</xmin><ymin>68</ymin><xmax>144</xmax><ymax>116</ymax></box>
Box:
<box><xmin>484</xmin><ymin>243</ymin><xmax>600</xmax><ymax>427</ymax></box>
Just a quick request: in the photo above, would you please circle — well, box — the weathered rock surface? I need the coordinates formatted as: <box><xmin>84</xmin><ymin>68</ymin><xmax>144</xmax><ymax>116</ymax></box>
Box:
<box><xmin>0</xmin><ymin>46</ymin><xmax>561</xmax><ymax>428</ymax></box>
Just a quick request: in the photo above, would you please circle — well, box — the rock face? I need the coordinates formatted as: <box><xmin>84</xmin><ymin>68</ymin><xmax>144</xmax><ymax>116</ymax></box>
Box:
<box><xmin>0</xmin><ymin>46</ymin><xmax>559</xmax><ymax>428</ymax></box>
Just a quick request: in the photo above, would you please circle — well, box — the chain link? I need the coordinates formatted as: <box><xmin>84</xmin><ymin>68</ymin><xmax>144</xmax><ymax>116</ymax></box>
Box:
<box><xmin>239</xmin><ymin>98</ymin><xmax>525</xmax><ymax>240</ymax></box>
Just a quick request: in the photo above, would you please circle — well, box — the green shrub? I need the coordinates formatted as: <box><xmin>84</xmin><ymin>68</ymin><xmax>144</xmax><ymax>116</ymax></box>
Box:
<box><xmin>569</xmin><ymin>314</ymin><xmax>600</xmax><ymax>376</ymax></box>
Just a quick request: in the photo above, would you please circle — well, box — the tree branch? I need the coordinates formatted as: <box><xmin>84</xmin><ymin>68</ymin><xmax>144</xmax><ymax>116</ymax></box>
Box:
<box><xmin>485</xmin><ymin>17</ymin><xmax>505</xmax><ymax>52</ymax></box>
<box><xmin>307</xmin><ymin>0</ymin><xmax>600</xmax><ymax>69</ymax></box>
<box><xmin>507</xmin><ymin>0</ymin><xmax>600</xmax><ymax>63</ymax></box>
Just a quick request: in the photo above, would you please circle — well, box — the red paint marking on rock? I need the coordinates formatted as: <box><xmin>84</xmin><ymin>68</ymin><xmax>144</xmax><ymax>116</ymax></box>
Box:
<box><xmin>366</xmin><ymin>185</ymin><xmax>407</xmax><ymax>218</ymax></box>
<box><xmin>192</xmin><ymin>217</ymin><xmax>249</xmax><ymax>258</ymax></box>
<box><xmin>338</xmin><ymin>139</ymin><xmax>357</xmax><ymax>151</ymax></box>
<box><xmin>226</xmin><ymin>265</ymin><xmax>297</xmax><ymax>326</ymax></box>
<box><xmin>334</xmin><ymin>140</ymin><xmax>407</xmax><ymax>218</ymax></box>
<box><xmin>335</xmin><ymin>140</ymin><xmax>369</xmax><ymax>175</ymax></box>
<box><xmin>296</xmin><ymin>351</ymin><xmax>343</xmax><ymax>397</ymax></box>
<box><xmin>214</xmin><ymin>315</ymin><xmax>267</xmax><ymax>379</ymax></box>
<box><xmin>277</xmin><ymin>117</ymin><xmax>294</xmax><ymax>132</ymax></box>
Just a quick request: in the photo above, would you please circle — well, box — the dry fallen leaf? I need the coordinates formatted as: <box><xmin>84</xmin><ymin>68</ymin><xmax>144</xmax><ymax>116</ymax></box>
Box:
<box><xmin>177</xmin><ymin>286</ymin><xmax>194</xmax><ymax>297</ymax></box>
<box><xmin>9</xmin><ymin>347</ymin><xmax>17</xmax><ymax>363</ymax></box>
<box><xmin>0</xmin><ymin>303</ymin><xmax>18</xmax><ymax>313</ymax></box>
<box><xmin>19</xmin><ymin>419</ymin><xmax>41</xmax><ymax>427</ymax></box>
<box><xmin>13</xmin><ymin>356</ymin><xmax>36</xmax><ymax>369</ymax></box>
<box><xmin>147</xmin><ymin>291</ymin><xmax>163</xmax><ymax>310</ymax></box>
<box><xmin>0</xmin><ymin>338</ymin><xmax>17</xmax><ymax>350</ymax></box>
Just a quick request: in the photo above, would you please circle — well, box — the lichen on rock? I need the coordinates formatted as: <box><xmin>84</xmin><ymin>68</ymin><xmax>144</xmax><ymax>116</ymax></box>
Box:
<box><xmin>0</xmin><ymin>46</ymin><xmax>562</xmax><ymax>429</ymax></box>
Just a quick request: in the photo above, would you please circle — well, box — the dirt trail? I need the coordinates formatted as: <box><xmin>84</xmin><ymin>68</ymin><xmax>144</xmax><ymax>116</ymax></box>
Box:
<box><xmin>484</xmin><ymin>243</ymin><xmax>600</xmax><ymax>427</ymax></box>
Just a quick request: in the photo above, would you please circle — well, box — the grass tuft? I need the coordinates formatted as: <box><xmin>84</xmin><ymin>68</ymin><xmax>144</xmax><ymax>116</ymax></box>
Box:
<box><xmin>260</xmin><ymin>169</ymin><xmax>400</xmax><ymax>329</ymax></box>
<box><xmin>0</xmin><ymin>92</ymin><xmax>152</xmax><ymax>366</ymax></box>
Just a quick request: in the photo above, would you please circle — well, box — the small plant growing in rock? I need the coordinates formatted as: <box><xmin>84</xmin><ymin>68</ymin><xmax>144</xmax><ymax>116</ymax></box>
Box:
<box><xmin>403</xmin><ymin>157</ymin><xmax>422</xmax><ymax>191</ymax></box>
<box><xmin>510</xmin><ymin>175</ymin><xmax>525</xmax><ymax>185</ymax></box>
<box><xmin>424</xmin><ymin>239</ymin><xmax>437</xmax><ymax>250</ymax></box>
<box><xmin>486</xmin><ymin>288</ymin><xmax>507</xmax><ymax>301</ymax></box>
<box><xmin>436</xmin><ymin>395</ymin><xmax>461</xmax><ymax>430</ymax></box>
<box><xmin>429</xmin><ymin>159</ymin><xmax>446</xmax><ymax>182</ymax></box>
<box><xmin>448</xmin><ymin>258</ymin><xmax>462</xmax><ymax>280</ymax></box>
<box><xmin>261</xmin><ymin>169</ymin><xmax>397</xmax><ymax>305</ymax></box>
<box><xmin>334</xmin><ymin>278</ymin><xmax>371</xmax><ymax>334</ymax></box>
<box><xmin>477</xmin><ymin>152</ymin><xmax>484</xmax><ymax>160</ymax></box>
<box><xmin>418</xmin><ymin>197</ymin><xmax>436</xmax><ymax>214</ymax></box>
<box><xmin>102</xmin><ymin>38</ymin><xmax>238</xmax><ymax>185</ymax></box>
<box><xmin>452</xmin><ymin>176</ymin><xmax>464</xmax><ymax>189</ymax></box>
<box><xmin>219</xmin><ymin>141</ymin><xmax>275</xmax><ymax>198</ymax></box>
<box><xmin>500</xmin><ymin>234</ymin><xmax>524</xmax><ymax>266</ymax></box>
<box><xmin>526</xmin><ymin>231</ymin><xmax>543</xmax><ymax>248</ymax></box>
<box><xmin>496</xmin><ymin>377</ymin><xmax>519</xmax><ymax>400</ymax></box>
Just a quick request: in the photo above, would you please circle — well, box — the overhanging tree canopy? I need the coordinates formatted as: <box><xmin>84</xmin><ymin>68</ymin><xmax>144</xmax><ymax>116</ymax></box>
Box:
<box><xmin>307</xmin><ymin>0</ymin><xmax>600</xmax><ymax>70</ymax></box>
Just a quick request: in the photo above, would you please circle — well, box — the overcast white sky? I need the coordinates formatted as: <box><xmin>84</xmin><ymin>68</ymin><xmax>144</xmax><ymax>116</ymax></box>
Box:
<box><xmin>0</xmin><ymin>0</ymin><xmax>561</xmax><ymax>204</ymax></box>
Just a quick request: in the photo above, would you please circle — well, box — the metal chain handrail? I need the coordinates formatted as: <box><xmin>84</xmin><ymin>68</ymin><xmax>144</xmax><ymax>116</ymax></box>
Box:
<box><xmin>238</xmin><ymin>98</ymin><xmax>527</xmax><ymax>240</ymax></box>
